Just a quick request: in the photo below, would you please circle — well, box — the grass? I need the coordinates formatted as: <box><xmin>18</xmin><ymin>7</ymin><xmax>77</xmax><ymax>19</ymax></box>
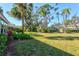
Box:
<box><xmin>13</xmin><ymin>32</ymin><xmax>79</xmax><ymax>56</ymax></box>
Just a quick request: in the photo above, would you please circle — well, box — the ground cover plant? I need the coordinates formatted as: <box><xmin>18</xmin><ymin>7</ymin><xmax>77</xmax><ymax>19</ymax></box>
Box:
<box><xmin>0</xmin><ymin>34</ymin><xmax>8</xmax><ymax>55</ymax></box>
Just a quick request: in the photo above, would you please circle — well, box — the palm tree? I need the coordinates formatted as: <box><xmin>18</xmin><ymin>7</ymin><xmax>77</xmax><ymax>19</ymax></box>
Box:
<box><xmin>0</xmin><ymin>7</ymin><xmax>3</xmax><ymax>14</ymax></box>
<box><xmin>15</xmin><ymin>4</ymin><xmax>27</xmax><ymax>33</ymax></box>
<box><xmin>25</xmin><ymin>3</ymin><xmax>33</xmax><ymax>31</ymax></box>
<box><xmin>8</xmin><ymin>3</ymin><xmax>34</xmax><ymax>32</ymax></box>
<box><xmin>62</xmin><ymin>8</ymin><xmax>71</xmax><ymax>20</ymax></box>
<box><xmin>56</xmin><ymin>12</ymin><xmax>60</xmax><ymax>24</ymax></box>
<box><xmin>8</xmin><ymin>3</ymin><xmax>27</xmax><ymax>33</ymax></box>
<box><xmin>38</xmin><ymin>4</ymin><xmax>51</xmax><ymax>28</ymax></box>
<box><xmin>61</xmin><ymin>8</ymin><xmax>71</xmax><ymax>29</ymax></box>
<box><xmin>0</xmin><ymin>7</ymin><xmax>3</xmax><ymax>34</ymax></box>
<box><xmin>0</xmin><ymin>7</ymin><xmax>3</xmax><ymax>23</ymax></box>
<box><xmin>7</xmin><ymin>7</ymin><xmax>21</xmax><ymax>19</ymax></box>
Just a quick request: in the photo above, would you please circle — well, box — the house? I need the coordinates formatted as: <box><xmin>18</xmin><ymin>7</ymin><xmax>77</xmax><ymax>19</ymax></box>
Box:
<box><xmin>0</xmin><ymin>13</ymin><xmax>11</xmax><ymax>34</ymax></box>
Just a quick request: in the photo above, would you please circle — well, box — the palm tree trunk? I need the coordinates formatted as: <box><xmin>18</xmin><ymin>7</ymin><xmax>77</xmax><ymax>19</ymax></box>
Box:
<box><xmin>63</xmin><ymin>15</ymin><xmax>64</xmax><ymax>25</ymax></box>
<box><xmin>66</xmin><ymin>14</ymin><xmax>67</xmax><ymax>20</ymax></box>
<box><xmin>44</xmin><ymin>16</ymin><xmax>48</xmax><ymax>28</ymax></box>
<box><xmin>63</xmin><ymin>15</ymin><xmax>66</xmax><ymax>32</ymax></box>
<box><xmin>58</xmin><ymin>15</ymin><xmax>59</xmax><ymax>24</ymax></box>
<box><xmin>25</xmin><ymin>17</ymin><xmax>28</xmax><ymax>32</ymax></box>
<box><xmin>64</xmin><ymin>14</ymin><xmax>67</xmax><ymax>29</ymax></box>
<box><xmin>22</xmin><ymin>16</ymin><xmax>24</xmax><ymax>33</ymax></box>
<box><xmin>74</xmin><ymin>23</ymin><xmax>78</xmax><ymax>30</ymax></box>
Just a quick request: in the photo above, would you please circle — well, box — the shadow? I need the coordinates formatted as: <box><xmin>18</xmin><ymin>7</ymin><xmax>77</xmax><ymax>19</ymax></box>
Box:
<box><xmin>13</xmin><ymin>38</ymin><xmax>74</xmax><ymax>56</ymax></box>
<box><xmin>45</xmin><ymin>36</ymin><xmax>79</xmax><ymax>40</ymax></box>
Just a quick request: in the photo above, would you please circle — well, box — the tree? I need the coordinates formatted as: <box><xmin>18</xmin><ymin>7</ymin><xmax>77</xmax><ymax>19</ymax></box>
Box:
<box><xmin>25</xmin><ymin>3</ymin><xmax>34</xmax><ymax>32</ymax></box>
<box><xmin>62</xmin><ymin>8</ymin><xmax>71</xmax><ymax>20</ymax></box>
<box><xmin>61</xmin><ymin>8</ymin><xmax>71</xmax><ymax>29</ymax></box>
<box><xmin>38</xmin><ymin>4</ymin><xmax>49</xmax><ymax>28</ymax></box>
<box><xmin>38</xmin><ymin>3</ymin><xmax>57</xmax><ymax>31</ymax></box>
<box><xmin>53</xmin><ymin>6</ymin><xmax>59</xmax><ymax>24</ymax></box>
<box><xmin>8</xmin><ymin>3</ymin><xmax>34</xmax><ymax>32</ymax></box>
<box><xmin>7</xmin><ymin>7</ymin><xmax>21</xmax><ymax>19</ymax></box>
<box><xmin>0</xmin><ymin>7</ymin><xmax>3</xmax><ymax>23</ymax></box>
<box><xmin>0</xmin><ymin>7</ymin><xmax>3</xmax><ymax>34</ymax></box>
<box><xmin>8</xmin><ymin>3</ymin><xmax>27</xmax><ymax>33</ymax></box>
<box><xmin>0</xmin><ymin>7</ymin><xmax>3</xmax><ymax>14</ymax></box>
<box><xmin>56</xmin><ymin>12</ymin><xmax>60</xmax><ymax>23</ymax></box>
<box><xmin>15</xmin><ymin>4</ymin><xmax>27</xmax><ymax>33</ymax></box>
<box><xmin>71</xmin><ymin>15</ymin><xmax>79</xmax><ymax>29</ymax></box>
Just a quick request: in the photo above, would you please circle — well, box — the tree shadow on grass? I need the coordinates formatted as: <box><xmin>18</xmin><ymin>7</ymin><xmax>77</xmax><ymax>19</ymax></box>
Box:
<box><xmin>45</xmin><ymin>36</ymin><xmax>79</xmax><ymax>40</ymax></box>
<box><xmin>13</xmin><ymin>39</ymin><xmax>74</xmax><ymax>56</ymax></box>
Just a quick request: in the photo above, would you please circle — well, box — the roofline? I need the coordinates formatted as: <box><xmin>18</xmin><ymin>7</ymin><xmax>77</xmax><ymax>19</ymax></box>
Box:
<box><xmin>0</xmin><ymin>13</ymin><xmax>11</xmax><ymax>24</ymax></box>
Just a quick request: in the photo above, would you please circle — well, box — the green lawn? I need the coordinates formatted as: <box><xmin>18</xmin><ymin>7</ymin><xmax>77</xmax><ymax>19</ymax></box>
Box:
<box><xmin>13</xmin><ymin>32</ymin><xmax>79</xmax><ymax>56</ymax></box>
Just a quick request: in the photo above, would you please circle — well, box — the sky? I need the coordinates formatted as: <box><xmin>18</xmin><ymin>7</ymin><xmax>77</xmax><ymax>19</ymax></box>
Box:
<box><xmin>0</xmin><ymin>3</ymin><xmax>79</xmax><ymax>26</ymax></box>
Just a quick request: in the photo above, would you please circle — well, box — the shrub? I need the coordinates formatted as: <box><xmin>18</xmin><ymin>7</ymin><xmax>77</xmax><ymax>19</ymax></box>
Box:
<box><xmin>43</xmin><ymin>28</ymin><xmax>48</xmax><ymax>33</ymax></box>
<box><xmin>52</xmin><ymin>29</ymin><xmax>59</xmax><ymax>33</ymax></box>
<box><xmin>0</xmin><ymin>34</ymin><xmax>8</xmax><ymax>55</ymax></box>
<box><xmin>13</xmin><ymin>28</ymin><xmax>22</xmax><ymax>33</ymax></box>
<box><xmin>42</xmin><ymin>27</ymin><xmax>59</xmax><ymax>33</ymax></box>
<box><xmin>65</xmin><ymin>29</ymin><xmax>79</xmax><ymax>33</ymax></box>
<box><xmin>0</xmin><ymin>34</ymin><xmax>8</xmax><ymax>45</ymax></box>
<box><xmin>0</xmin><ymin>44</ymin><xmax>6</xmax><ymax>55</ymax></box>
<box><xmin>65</xmin><ymin>29</ymin><xmax>72</xmax><ymax>33</ymax></box>
<box><xmin>13</xmin><ymin>33</ymin><xmax>33</xmax><ymax>40</ymax></box>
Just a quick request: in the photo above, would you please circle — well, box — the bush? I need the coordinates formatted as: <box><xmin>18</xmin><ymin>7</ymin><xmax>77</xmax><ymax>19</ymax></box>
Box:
<box><xmin>0</xmin><ymin>34</ymin><xmax>8</xmax><ymax>55</ymax></box>
<box><xmin>65</xmin><ymin>29</ymin><xmax>72</xmax><ymax>33</ymax></box>
<box><xmin>42</xmin><ymin>27</ymin><xmax>59</xmax><ymax>33</ymax></box>
<box><xmin>13</xmin><ymin>28</ymin><xmax>22</xmax><ymax>33</ymax></box>
<box><xmin>65</xmin><ymin>29</ymin><xmax>79</xmax><ymax>33</ymax></box>
<box><xmin>13</xmin><ymin>33</ymin><xmax>33</xmax><ymax>40</ymax></box>
<box><xmin>0</xmin><ymin>44</ymin><xmax>6</xmax><ymax>55</ymax></box>
<box><xmin>0</xmin><ymin>35</ymin><xmax>8</xmax><ymax>44</ymax></box>
<box><xmin>48</xmin><ymin>29</ymin><xmax>59</xmax><ymax>33</ymax></box>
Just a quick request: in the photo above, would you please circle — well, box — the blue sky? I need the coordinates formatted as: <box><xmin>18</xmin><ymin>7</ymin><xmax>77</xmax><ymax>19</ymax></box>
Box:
<box><xmin>0</xmin><ymin>3</ymin><xmax>79</xmax><ymax>26</ymax></box>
